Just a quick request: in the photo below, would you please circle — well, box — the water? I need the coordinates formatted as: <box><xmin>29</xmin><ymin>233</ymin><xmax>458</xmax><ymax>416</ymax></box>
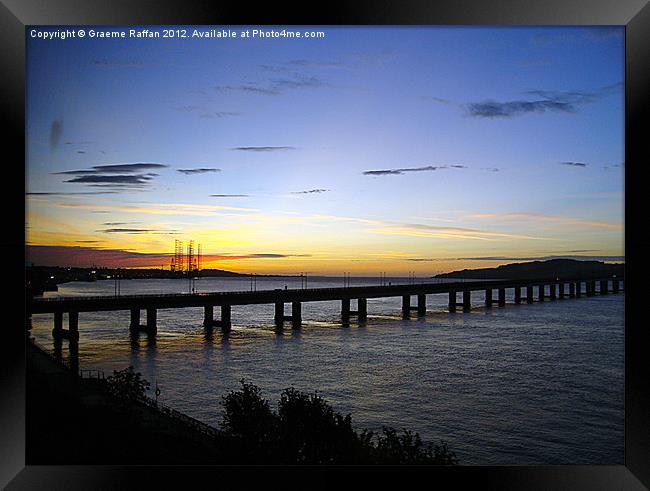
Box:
<box><xmin>29</xmin><ymin>276</ymin><xmax>624</xmax><ymax>465</ymax></box>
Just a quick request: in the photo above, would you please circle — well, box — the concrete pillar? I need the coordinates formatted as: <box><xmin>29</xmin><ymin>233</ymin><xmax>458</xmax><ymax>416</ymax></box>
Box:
<box><xmin>341</xmin><ymin>298</ymin><xmax>351</xmax><ymax>323</ymax></box>
<box><xmin>203</xmin><ymin>305</ymin><xmax>213</xmax><ymax>327</ymax></box>
<box><xmin>291</xmin><ymin>301</ymin><xmax>302</xmax><ymax>329</ymax></box>
<box><xmin>587</xmin><ymin>281</ymin><xmax>595</xmax><ymax>297</ymax></box>
<box><xmin>417</xmin><ymin>294</ymin><xmax>426</xmax><ymax>316</ymax></box>
<box><xmin>549</xmin><ymin>284</ymin><xmax>556</xmax><ymax>300</ymax></box>
<box><xmin>575</xmin><ymin>281</ymin><xmax>582</xmax><ymax>297</ymax></box>
<box><xmin>146</xmin><ymin>308</ymin><xmax>157</xmax><ymax>333</ymax></box>
<box><xmin>569</xmin><ymin>282</ymin><xmax>576</xmax><ymax>298</ymax></box>
<box><xmin>402</xmin><ymin>295</ymin><xmax>411</xmax><ymax>317</ymax></box>
<box><xmin>558</xmin><ymin>283</ymin><xmax>565</xmax><ymax>299</ymax></box>
<box><xmin>484</xmin><ymin>289</ymin><xmax>493</xmax><ymax>308</ymax></box>
<box><xmin>53</xmin><ymin>312</ymin><xmax>63</xmax><ymax>333</ymax></box>
<box><xmin>448</xmin><ymin>291</ymin><xmax>457</xmax><ymax>312</ymax></box>
<box><xmin>613</xmin><ymin>279</ymin><xmax>619</xmax><ymax>293</ymax></box>
<box><xmin>463</xmin><ymin>291</ymin><xmax>471</xmax><ymax>310</ymax></box>
<box><xmin>221</xmin><ymin>305</ymin><xmax>232</xmax><ymax>333</ymax></box>
<box><xmin>526</xmin><ymin>286</ymin><xmax>534</xmax><ymax>303</ymax></box>
<box><xmin>600</xmin><ymin>280</ymin><xmax>608</xmax><ymax>295</ymax></box>
<box><xmin>130</xmin><ymin>309</ymin><xmax>141</xmax><ymax>329</ymax></box>
<box><xmin>514</xmin><ymin>287</ymin><xmax>521</xmax><ymax>304</ymax></box>
<box><xmin>498</xmin><ymin>288</ymin><xmax>506</xmax><ymax>307</ymax></box>
<box><xmin>275</xmin><ymin>302</ymin><xmax>285</xmax><ymax>328</ymax></box>
<box><xmin>538</xmin><ymin>285</ymin><xmax>545</xmax><ymax>302</ymax></box>
<box><xmin>68</xmin><ymin>311</ymin><xmax>80</xmax><ymax>342</ymax></box>
<box><xmin>358</xmin><ymin>298</ymin><xmax>368</xmax><ymax>321</ymax></box>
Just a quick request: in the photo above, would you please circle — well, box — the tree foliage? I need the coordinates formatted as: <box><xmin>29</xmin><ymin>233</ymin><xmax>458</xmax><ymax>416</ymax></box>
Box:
<box><xmin>219</xmin><ymin>380</ymin><xmax>458</xmax><ymax>465</ymax></box>
<box><xmin>106</xmin><ymin>366</ymin><xmax>150</xmax><ymax>401</ymax></box>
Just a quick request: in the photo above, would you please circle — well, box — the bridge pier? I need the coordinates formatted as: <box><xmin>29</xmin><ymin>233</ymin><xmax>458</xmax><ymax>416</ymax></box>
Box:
<box><xmin>569</xmin><ymin>282</ymin><xmax>575</xmax><ymax>298</ymax></box>
<box><xmin>526</xmin><ymin>286</ymin><xmax>534</xmax><ymax>303</ymax></box>
<box><xmin>600</xmin><ymin>280</ymin><xmax>608</xmax><ymax>295</ymax></box>
<box><xmin>462</xmin><ymin>291</ymin><xmax>471</xmax><ymax>311</ymax></box>
<box><xmin>549</xmin><ymin>284</ymin><xmax>556</xmax><ymax>300</ymax></box>
<box><xmin>275</xmin><ymin>302</ymin><xmax>285</xmax><ymax>329</ymax></box>
<box><xmin>514</xmin><ymin>287</ymin><xmax>521</xmax><ymax>304</ymax></box>
<box><xmin>613</xmin><ymin>279</ymin><xmax>619</xmax><ymax>293</ymax></box>
<box><xmin>341</xmin><ymin>298</ymin><xmax>351</xmax><ymax>323</ymax></box>
<box><xmin>53</xmin><ymin>311</ymin><xmax>63</xmax><ymax>336</ymax></box>
<box><xmin>402</xmin><ymin>295</ymin><xmax>411</xmax><ymax>317</ymax></box>
<box><xmin>416</xmin><ymin>294</ymin><xmax>426</xmax><ymax>316</ymax></box>
<box><xmin>291</xmin><ymin>301</ymin><xmax>302</xmax><ymax>329</ymax></box>
<box><xmin>538</xmin><ymin>285</ymin><xmax>545</xmax><ymax>302</ymax></box>
<box><xmin>575</xmin><ymin>281</ymin><xmax>582</xmax><ymax>297</ymax></box>
<box><xmin>130</xmin><ymin>308</ymin><xmax>141</xmax><ymax>329</ymax></box>
<box><xmin>586</xmin><ymin>281</ymin><xmax>595</xmax><ymax>297</ymax></box>
<box><xmin>498</xmin><ymin>288</ymin><xmax>506</xmax><ymax>307</ymax></box>
<box><xmin>358</xmin><ymin>298</ymin><xmax>368</xmax><ymax>321</ymax></box>
<box><xmin>485</xmin><ymin>289</ymin><xmax>493</xmax><ymax>308</ymax></box>
<box><xmin>558</xmin><ymin>283</ymin><xmax>565</xmax><ymax>299</ymax></box>
<box><xmin>146</xmin><ymin>308</ymin><xmax>157</xmax><ymax>334</ymax></box>
<box><xmin>204</xmin><ymin>305</ymin><xmax>232</xmax><ymax>332</ymax></box>
<box><xmin>52</xmin><ymin>312</ymin><xmax>79</xmax><ymax>342</ymax></box>
<box><xmin>275</xmin><ymin>302</ymin><xmax>301</xmax><ymax>329</ymax></box>
<box><xmin>448</xmin><ymin>291</ymin><xmax>457</xmax><ymax>312</ymax></box>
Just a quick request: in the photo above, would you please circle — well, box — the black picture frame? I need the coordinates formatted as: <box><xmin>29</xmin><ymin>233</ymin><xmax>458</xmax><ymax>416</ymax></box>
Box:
<box><xmin>3</xmin><ymin>0</ymin><xmax>648</xmax><ymax>488</ymax></box>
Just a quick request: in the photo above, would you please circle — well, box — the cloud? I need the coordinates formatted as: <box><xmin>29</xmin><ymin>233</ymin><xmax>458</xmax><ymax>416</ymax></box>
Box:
<box><xmin>231</xmin><ymin>146</ymin><xmax>295</xmax><ymax>152</ymax></box>
<box><xmin>470</xmin><ymin>212</ymin><xmax>621</xmax><ymax>229</ymax></box>
<box><xmin>215</xmin><ymin>74</ymin><xmax>328</xmax><ymax>96</ymax></box>
<box><xmin>210</xmin><ymin>194</ymin><xmax>250</xmax><ymax>198</ymax></box>
<box><xmin>55</xmin><ymin>163</ymin><xmax>168</xmax><ymax>175</ymax></box>
<box><xmin>290</xmin><ymin>189</ymin><xmax>329</xmax><ymax>194</ymax></box>
<box><xmin>64</xmin><ymin>175</ymin><xmax>156</xmax><ymax>186</ymax></box>
<box><xmin>53</xmin><ymin>163</ymin><xmax>169</xmax><ymax>190</ymax></box>
<box><xmin>177</xmin><ymin>168</ymin><xmax>221</xmax><ymax>175</ymax></box>
<box><xmin>173</xmin><ymin>105</ymin><xmax>239</xmax><ymax>119</ymax></box>
<box><xmin>49</xmin><ymin>120</ymin><xmax>63</xmax><ymax>150</ymax></box>
<box><xmin>420</xmin><ymin>96</ymin><xmax>451</xmax><ymax>104</ymax></box>
<box><xmin>26</xmin><ymin>191</ymin><xmax>118</xmax><ymax>196</ymax></box>
<box><xmin>25</xmin><ymin>245</ymin><xmax>310</xmax><ymax>268</ymax></box>
<box><xmin>465</xmin><ymin>83</ymin><xmax>622</xmax><ymax>118</ymax></box>
<box><xmin>560</xmin><ymin>161</ymin><xmax>588</xmax><ymax>167</ymax></box>
<box><xmin>99</xmin><ymin>228</ymin><xmax>178</xmax><ymax>234</ymax></box>
<box><xmin>363</xmin><ymin>165</ymin><xmax>459</xmax><ymax>176</ymax></box>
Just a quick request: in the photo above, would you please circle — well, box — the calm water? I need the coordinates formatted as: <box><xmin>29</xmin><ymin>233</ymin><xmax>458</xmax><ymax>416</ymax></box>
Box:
<box><xmin>29</xmin><ymin>276</ymin><xmax>624</xmax><ymax>465</ymax></box>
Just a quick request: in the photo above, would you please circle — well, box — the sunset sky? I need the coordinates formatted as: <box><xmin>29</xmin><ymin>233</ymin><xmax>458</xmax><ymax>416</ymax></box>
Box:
<box><xmin>26</xmin><ymin>26</ymin><xmax>624</xmax><ymax>275</ymax></box>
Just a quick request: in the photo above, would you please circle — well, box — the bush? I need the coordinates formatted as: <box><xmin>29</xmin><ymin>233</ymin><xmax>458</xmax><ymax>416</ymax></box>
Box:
<box><xmin>220</xmin><ymin>379</ymin><xmax>278</xmax><ymax>460</ymax></box>
<box><xmin>106</xmin><ymin>366</ymin><xmax>150</xmax><ymax>401</ymax></box>
<box><xmin>219</xmin><ymin>380</ymin><xmax>458</xmax><ymax>465</ymax></box>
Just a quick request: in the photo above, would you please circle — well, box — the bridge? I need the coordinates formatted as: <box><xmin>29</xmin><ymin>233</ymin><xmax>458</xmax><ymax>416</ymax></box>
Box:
<box><xmin>27</xmin><ymin>276</ymin><xmax>623</xmax><ymax>342</ymax></box>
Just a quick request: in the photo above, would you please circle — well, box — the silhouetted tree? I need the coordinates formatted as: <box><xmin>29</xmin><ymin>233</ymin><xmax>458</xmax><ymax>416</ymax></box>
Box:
<box><xmin>220</xmin><ymin>379</ymin><xmax>278</xmax><ymax>461</ymax></box>
<box><xmin>218</xmin><ymin>380</ymin><xmax>459</xmax><ymax>465</ymax></box>
<box><xmin>106</xmin><ymin>366</ymin><xmax>150</xmax><ymax>401</ymax></box>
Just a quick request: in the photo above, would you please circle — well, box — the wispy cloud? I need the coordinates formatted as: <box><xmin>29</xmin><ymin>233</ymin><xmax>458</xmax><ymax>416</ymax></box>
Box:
<box><xmin>177</xmin><ymin>168</ymin><xmax>221</xmax><ymax>175</ymax></box>
<box><xmin>26</xmin><ymin>244</ymin><xmax>311</xmax><ymax>268</ymax></box>
<box><xmin>560</xmin><ymin>161</ymin><xmax>588</xmax><ymax>167</ymax></box>
<box><xmin>53</xmin><ymin>163</ymin><xmax>169</xmax><ymax>190</ymax></box>
<box><xmin>99</xmin><ymin>228</ymin><xmax>178</xmax><ymax>234</ymax></box>
<box><xmin>26</xmin><ymin>191</ymin><xmax>118</xmax><ymax>196</ymax></box>
<box><xmin>465</xmin><ymin>83</ymin><xmax>622</xmax><ymax>118</ymax></box>
<box><xmin>470</xmin><ymin>212</ymin><xmax>622</xmax><ymax>229</ymax></box>
<box><xmin>216</xmin><ymin>74</ymin><xmax>328</xmax><ymax>96</ymax></box>
<box><xmin>290</xmin><ymin>189</ymin><xmax>329</xmax><ymax>194</ymax></box>
<box><xmin>363</xmin><ymin>165</ymin><xmax>463</xmax><ymax>176</ymax></box>
<box><xmin>210</xmin><ymin>194</ymin><xmax>250</xmax><ymax>198</ymax></box>
<box><xmin>231</xmin><ymin>146</ymin><xmax>295</xmax><ymax>152</ymax></box>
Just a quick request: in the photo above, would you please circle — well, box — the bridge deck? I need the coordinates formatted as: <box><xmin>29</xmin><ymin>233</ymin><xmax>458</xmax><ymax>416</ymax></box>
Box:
<box><xmin>27</xmin><ymin>277</ymin><xmax>621</xmax><ymax>314</ymax></box>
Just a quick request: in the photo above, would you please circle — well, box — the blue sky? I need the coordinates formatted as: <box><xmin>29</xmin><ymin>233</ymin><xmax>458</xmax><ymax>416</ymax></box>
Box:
<box><xmin>25</xmin><ymin>26</ymin><xmax>624</xmax><ymax>274</ymax></box>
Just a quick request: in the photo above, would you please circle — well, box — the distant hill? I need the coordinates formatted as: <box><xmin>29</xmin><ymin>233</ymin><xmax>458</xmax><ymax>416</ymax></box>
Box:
<box><xmin>434</xmin><ymin>259</ymin><xmax>624</xmax><ymax>280</ymax></box>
